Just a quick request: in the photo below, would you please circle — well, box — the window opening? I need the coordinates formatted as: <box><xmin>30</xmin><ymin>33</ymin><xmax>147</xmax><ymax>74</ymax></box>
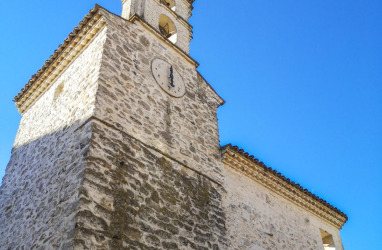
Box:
<box><xmin>159</xmin><ymin>14</ymin><xmax>177</xmax><ymax>44</ymax></box>
<box><xmin>320</xmin><ymin>229</ymin><xmax>336</xmax><ymax>250</ymax></box>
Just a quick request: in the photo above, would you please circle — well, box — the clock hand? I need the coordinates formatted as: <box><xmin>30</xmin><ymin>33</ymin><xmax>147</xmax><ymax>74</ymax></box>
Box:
<box><xmin>169</xmin><ymin>66</ymin><xmax>175</xmax><ymax>87</ymax></box>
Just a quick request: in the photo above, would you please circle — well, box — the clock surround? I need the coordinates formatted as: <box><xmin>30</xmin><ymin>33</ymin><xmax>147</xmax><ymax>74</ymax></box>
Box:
<box><xmin>151</xmin><ymin>58</ymin><xmax>186</xmax><ymax>98</ymax></box>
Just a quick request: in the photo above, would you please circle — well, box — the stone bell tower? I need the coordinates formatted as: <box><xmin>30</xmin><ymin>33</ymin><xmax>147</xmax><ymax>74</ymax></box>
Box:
<box><xmin>122</xmin><ymin>0</ymin><xmax>194</xmax><ymax>53</ymax></box>
<box><xmin>0</xmin><ymin>0</ymin><xmax>350</xmax><ymax>249</ymax></box>
<box><xmin>0</xmin><ymin>1</ymin><xmax>226</xmax><ymax>249</ymax></box>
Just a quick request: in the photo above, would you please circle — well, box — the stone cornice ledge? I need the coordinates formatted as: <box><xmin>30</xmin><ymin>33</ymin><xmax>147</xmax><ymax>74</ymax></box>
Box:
<box><xmin>14</xmin><ymin>5</ymin><xmax>106</xmax><ymax>114</ymax></box>
<box><xmin>221</xmin><ymin>145</ymin><xmax>348</xmax><ymax>229</ymax></box>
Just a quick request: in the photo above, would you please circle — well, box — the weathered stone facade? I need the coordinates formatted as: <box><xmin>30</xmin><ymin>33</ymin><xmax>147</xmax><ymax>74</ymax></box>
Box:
<box><xmin>0</xmin><ymin>122</ymin><xmax>93</xmax><ymax>249</ymax></box>
<box><xmin>122</xmin><ymin>0</ymin><xmax>193</xmax><ymax>53</ymax></box>
<box><xmin>0</xmin><ymin>20</ymin><xmax>106</xmax><ymax>248</ymax></box>
<box><xmin>0</xmin><ymin>2</ymin><xmax>347</xmax><ymax>250</ymax></box>
<box><xmin>95</xmin><ymin>8</ymin><xmax>224</xmax><ymax>185</ymax></box>
<box><xmin>224</xmin><ymin>166</ymin><xmax>343</xmax><ymax>250</ymax></box>
<box><xmin>74</xmin><ymin>120</ymin><xmax>226</xmax><ymax>249</ymax></box>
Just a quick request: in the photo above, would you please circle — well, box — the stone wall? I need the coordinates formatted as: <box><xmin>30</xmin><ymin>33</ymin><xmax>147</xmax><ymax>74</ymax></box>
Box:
<box><xmin>0</xmin><ymin>5</ymin><xmax>347</xmax><ymax>250</ymax></box>
<box><xmin>0</xmin><ymin>121</ymin><xmax>93</xmax><ymax>249</ymax></box>
<box><xmin>0</xmin><ymin>7</ymin><xmax>226</xmax><ymax>248</ymax></box>
<box><xmin>223</xmin><ymin>166</ymin><xmax>344</xmax><ymax>250</ymax></box>
<box><xmin>0</xmin><ymin>26</ymin><xmax>107</xmax><ymax>248</ymax></box>
<box><xmin>94</xmin><ymin>9</ymin><xmax>224</xmax><ymax>184</ymax></box>
<box><xmin>169</xmin><ymin>0</ymin><xmax>191</xmax><ymax>22</ymax></box>
<box><xmin>73</xmin><ymin>120</ymin><xmax>227</xmax><ymax>249</ymax></box>
<box><xmin>121</xmin><ymin>0</ymin><xmax>192</xmax><ymax>54</ymax></box>
<box><xmin>143</xmin><ymin>0</ymin><xmax>191</xmax><ymax>53</ymax></box>
<box><xmin>13</xmin><ymin>27</ymin><xmax>106</xmax><ymax>148</ymax></box>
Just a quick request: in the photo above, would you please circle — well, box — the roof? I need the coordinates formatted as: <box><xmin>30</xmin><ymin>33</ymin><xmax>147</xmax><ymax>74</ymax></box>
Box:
<box><xmin>221</xmin><ymin>144</ymin><xmax>348</xmax><ymax>228</ymax></box>
<box><xmin>14</xmin><ymin>5</ymin><xmax>201</xmax><ymax>113</ymax></box>
<box><xmin>13</xmin><ymin>5</ymin><xmax>104</xmax><ymax>112</ymax></box>
<box><xmin>196</xmin><ymin>71</ymin><xmax>225</xmax><ymax>107</ymax></box>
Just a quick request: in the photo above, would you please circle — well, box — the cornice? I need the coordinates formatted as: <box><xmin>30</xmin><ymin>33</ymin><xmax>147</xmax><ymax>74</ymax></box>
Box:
<box><xmin>14</xmin><ymin>4</ymin><xmax>201</xmax><ymax>114</ymax></box>
<box><xmin>180</xmin><ymin>0</ymin><xmax>195</xmax><ymax>8</ymax></box>
<box><xmin>221</xmin><ymin>145</ymin><xmax>348</xmax><ymax>229</ymax></box>
<box><xmin>197</xmin><ymin>71</ymin><xmax>225</xmax><ymax>107</ymax></box>
<box><xmin>14</xmin><ymin>5</ymin><xmax>106</xmax><ymax>114</ymax></box>
<box><xmin>14</xmin><ymin>5</ymin><xmax>201</xmax><ymax>114</ymax></box>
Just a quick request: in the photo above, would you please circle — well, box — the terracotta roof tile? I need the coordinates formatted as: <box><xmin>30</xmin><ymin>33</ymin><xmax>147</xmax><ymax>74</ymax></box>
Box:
<box><xmin>221</xmin><ymin>144</ymin><xmax>348</xmax><ymax>221</ymax></box>
<box><xmin>13</xmin><ymin>5</ymin><xmax>101</xmax><ymax>104</ymax></box>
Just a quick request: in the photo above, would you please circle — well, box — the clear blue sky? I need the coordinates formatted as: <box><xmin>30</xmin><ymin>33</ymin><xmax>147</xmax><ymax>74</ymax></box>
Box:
<box><xmin>0</xmin><ymin>0</ymin><xmax>381</xmax><ymax>249</ymax></box>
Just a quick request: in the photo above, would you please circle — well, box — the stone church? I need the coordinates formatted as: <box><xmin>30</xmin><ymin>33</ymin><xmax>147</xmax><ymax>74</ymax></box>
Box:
<box><xmin>0</xmin><ymin>0</ymin><xmax>347</xmax><ymax>249</ymax></box>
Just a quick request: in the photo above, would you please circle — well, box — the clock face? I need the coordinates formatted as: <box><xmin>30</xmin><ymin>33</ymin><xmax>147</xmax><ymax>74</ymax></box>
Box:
<box><xmin>151</xmin><ymin>58</ymin><xmax>186</xmax><ymax>98</ymax></box>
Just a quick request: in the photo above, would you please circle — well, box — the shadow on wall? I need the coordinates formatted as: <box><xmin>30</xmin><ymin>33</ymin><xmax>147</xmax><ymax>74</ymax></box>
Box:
<box><xmin>0</xmin><ymin>118</ymin><xmax>92</xmax><ymax>249</ymax></box>
<box><xmin>0</xmin><ymin>117</ymin><xmax>228</xmax><ymax>249</ymax></box>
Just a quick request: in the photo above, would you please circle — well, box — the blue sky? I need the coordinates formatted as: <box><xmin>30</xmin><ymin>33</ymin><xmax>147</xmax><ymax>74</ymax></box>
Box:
<box><xmin>0</xmin><ymin>0</ymin><xmax>381</xmax><ymax>249</ymax></box>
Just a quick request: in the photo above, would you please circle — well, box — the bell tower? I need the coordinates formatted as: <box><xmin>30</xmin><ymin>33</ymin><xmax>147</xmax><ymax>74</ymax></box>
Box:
<box><xmin>0</xmin><ymin>1</ymin><xmax>349</xmax><ymax>249</ymax></box>
<box><xmin>0</xmin><ymin>1</ymin><xmax>227</xmax><ymax>248</ymax></box>
<box><xmin>121</xmin><ymin>0</ymin><xmax>194</xmax><ymax>53</ymax></box>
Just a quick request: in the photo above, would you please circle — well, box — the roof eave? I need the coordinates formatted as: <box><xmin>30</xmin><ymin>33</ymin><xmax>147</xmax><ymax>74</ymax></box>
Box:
<box><xmin>221</xmin><ymin>144</ymin><xmax>348</xmax><ymax>229</ymax></box>
<box><xmin>14</xmin><ymin>5</ymin><xmax>105</xmax><ymax>113</ymax></box>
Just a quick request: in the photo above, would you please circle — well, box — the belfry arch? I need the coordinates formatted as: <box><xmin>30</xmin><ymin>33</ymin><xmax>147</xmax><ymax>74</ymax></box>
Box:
<box><xmin>159</xmin><ymin>14</ymin><xmax>177</xmax><ymax>44</ymax></box>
